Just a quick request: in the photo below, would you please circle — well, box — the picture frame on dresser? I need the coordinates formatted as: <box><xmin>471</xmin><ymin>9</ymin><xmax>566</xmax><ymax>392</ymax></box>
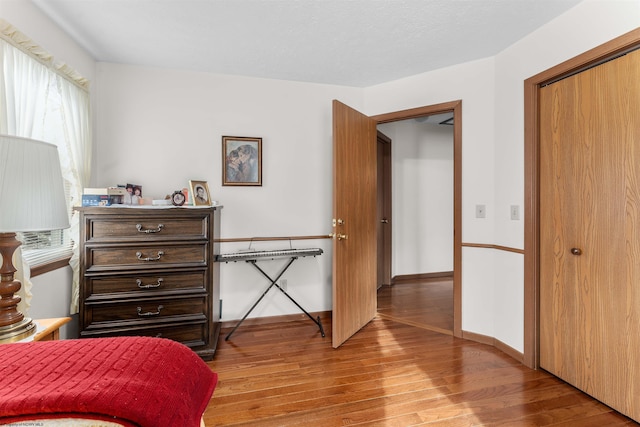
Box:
<box><xmin>190</xmin><ymin>180</ymin><xmax>211</xmax><ymax>206</ymax></box>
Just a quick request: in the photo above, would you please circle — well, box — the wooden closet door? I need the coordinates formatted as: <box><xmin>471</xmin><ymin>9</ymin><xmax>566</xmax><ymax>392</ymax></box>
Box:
<box><xmin>540</xmin><ymin>48</ymin><xmax>640</xmax><ymax>421</ymax></box>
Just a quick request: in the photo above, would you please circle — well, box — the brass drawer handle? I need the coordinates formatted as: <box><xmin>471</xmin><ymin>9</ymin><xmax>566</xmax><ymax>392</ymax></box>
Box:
<box><xmin>136</xmin><ymin>278</ymin><xmax>163</xmax><ymax>289</ymax></box>
<box><xmin>136</xmin><ymin>223</ymin><xmax>164</xmax><ymax>234</ymax></box>
<box><xmin>136</xmin><ymin>251</ymin><xmax>164</xmax><ymax>261</ymax></box>
<box><xmin>137</xmin><ymin>305</ymin><xmax>164</xmax><ymax>317</ymax></box>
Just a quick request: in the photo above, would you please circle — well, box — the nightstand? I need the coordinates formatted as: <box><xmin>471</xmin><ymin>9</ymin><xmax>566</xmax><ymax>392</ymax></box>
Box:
<box><xmin>28</xmin><ymin>317</ymin><xmax>71</xmax><ymax>341</ymax></box>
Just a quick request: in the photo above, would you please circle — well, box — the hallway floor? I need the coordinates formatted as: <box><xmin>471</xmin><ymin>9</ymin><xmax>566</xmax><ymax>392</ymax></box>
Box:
<box><xmin>377</xmin><ymin>277</ymin><xmax>454</xmax><ymax>335</ymax></box>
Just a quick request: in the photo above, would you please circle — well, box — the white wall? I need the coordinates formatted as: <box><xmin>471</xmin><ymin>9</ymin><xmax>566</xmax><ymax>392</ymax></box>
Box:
<box><xmin>27</xmin><ymin>266</ymin><xmax>77</xmax><ymax>339</ymax></box>
<box><xmin>94</xmin><ymin>63</ymin><xmax>362</xmax><ymax>321</ymax></box>
<box><xmin>365</xmin><ymin>57</ymin><xmax>498</xmax><ymax>244</ymax></box>
<box><xmin>2</xmin><ymin>0</ymin><xmax>96</xmax><ymax>81</ymax></box>
<box><xmin>4</xmin><ymin>0</ymin><xmax>640</xmax><ymax>351</ymax></box>
<box><xmin>490</xmin><ymin>0</ymin><xmax>639</xmax><ymax>351</ymax></box>
<box><xmin>366</xmin><ymin>0</ymin><xmax>640</xmax><ymax>352</ymax></box>
<box><xmin>378</xmin><ymin>120</ymin><xmax>454</xmax><ymax>276</ymax></box>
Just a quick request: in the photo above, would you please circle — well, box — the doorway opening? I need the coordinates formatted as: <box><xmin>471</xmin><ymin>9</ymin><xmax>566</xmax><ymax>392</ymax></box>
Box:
<box><xmin>372</xmin><ymin>101</ymin><xmax>462</xmax><ymax>337</ymax></box>
<box><xmin>375</xmin><ymin>113</ymin><xmax>455</xmax><ymax>334</ymax></box>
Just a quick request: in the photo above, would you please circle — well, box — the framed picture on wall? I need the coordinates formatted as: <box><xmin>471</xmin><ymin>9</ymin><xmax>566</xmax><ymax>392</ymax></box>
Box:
<box><xmin>222</xmin><ymin>136</ymin><xmax>262</xmax><ymax>186</ymax></box>
<box><xmin>189</xmin><ymin>180</ymin><xmax>211</xmax><ymax>206</ymax></box>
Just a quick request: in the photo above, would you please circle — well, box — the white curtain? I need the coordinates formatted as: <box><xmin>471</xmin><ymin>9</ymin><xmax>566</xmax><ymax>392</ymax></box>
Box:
<box><xmin>1</xmin><ymin>42</ymin><xmax>49</xmax><ymax>135</ymax></box>
<box><xmin>0</xmin><ymin>19</ymin><xmax>91</xmax><ymax>315</ymax></box>
<box><xmin>57</xmin><ymin>76</ymin><xmax>92</xmax><ymax>314</ymax></box>
<box><xmin>0</xmin><ymin>38</ymin><xmax>49</xmax><ymax>315</ymax></box>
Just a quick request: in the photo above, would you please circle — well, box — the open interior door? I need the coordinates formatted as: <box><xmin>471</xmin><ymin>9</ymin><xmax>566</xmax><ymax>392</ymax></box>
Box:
<box><xmin>332</xmin><ymin>100</ymin><xmax>377</xmax><ymax>348</ymax></box>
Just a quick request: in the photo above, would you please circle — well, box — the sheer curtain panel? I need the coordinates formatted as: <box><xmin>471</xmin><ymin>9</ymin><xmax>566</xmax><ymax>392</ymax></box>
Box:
<box><xmin>0</xmin><ymin>19</ymin><xmax>91</xmax><ymax>315</ymax></box>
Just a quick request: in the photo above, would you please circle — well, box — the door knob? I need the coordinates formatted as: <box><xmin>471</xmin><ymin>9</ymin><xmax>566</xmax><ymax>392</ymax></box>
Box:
<box><xmin>570</xmin><ymin>248</ymin><xmax>582</xmax><ymax>256</ymax></box>
<box><xmin>337</xmin><ymin>233</ymin><xmax>348</xmax><ymax>241</ymax></box>
<box><xmin>380</xmin><ymin>219</ymin><xmax>389</xmax><ymax>224</ymax></box>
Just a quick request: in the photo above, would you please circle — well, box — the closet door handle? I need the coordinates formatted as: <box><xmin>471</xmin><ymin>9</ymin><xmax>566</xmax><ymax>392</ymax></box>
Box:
<box><xmin>570</xmin><ymin>248</ymin><xmax>582</xmax><ymax>256</ymax></box>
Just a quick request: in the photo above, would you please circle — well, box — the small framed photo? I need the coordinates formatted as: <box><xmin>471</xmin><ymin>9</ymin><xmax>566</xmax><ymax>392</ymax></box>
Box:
<box><xmin>222</xmin><ymin>136</ymin><xmax>262</xmax><ymax>186</ymax></box>
<box><xmin>189</xmin><ymin>180</ymin><xmax>211</xmax><ymax>206</ymax></box>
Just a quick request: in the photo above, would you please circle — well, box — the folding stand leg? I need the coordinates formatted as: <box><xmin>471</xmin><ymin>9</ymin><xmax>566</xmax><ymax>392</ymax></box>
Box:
<box><xmin>225</xmin><ymin>257</ymin><xmax>325</xmax><ymax>340</ymax></box>
<box><xmin>225</xmin><ymin>258</ymin><xmax>295</xmax><ymax>341</ymax></box>
<box><xmin>250</xmin><ymin>260</ymin><xmax>325</xmax><ymax>338</ymax></box>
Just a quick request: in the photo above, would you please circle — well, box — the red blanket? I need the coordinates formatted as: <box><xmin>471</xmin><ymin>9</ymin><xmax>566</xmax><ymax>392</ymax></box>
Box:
<box><xmin>0</xmin><ymin>337</ymin><xmax>217</xmax><ymax>426</ymax></box>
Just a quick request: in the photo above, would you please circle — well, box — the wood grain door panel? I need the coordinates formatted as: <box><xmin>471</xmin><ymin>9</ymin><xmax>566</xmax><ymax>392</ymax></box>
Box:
<box><xmin>540</xmin><ymin>48</ymin><xmax>640</xmax><ymax>421</ymax></box>
<box><xmin>332</xmin><ymin>100</ymin><xmax>378</xmax><ymax>348</ymax></box>
<box><xmin>377</xmin><ymin>131</ymin><xmax>392</xmax><ymax>288</ymax></box>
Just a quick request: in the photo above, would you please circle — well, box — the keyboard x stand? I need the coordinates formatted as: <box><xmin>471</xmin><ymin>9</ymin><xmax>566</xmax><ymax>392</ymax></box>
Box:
<box><xmin>224</xmin><ymin>255</ymin><xmax>325</xmax><ymax>341</ymax></box>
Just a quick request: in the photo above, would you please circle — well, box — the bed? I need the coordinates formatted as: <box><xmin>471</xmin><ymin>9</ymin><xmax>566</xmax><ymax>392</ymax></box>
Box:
<box><xmin>0</xmin><ymin>336</ymin><xmax>217</xmax><ymax>426</ymax></box>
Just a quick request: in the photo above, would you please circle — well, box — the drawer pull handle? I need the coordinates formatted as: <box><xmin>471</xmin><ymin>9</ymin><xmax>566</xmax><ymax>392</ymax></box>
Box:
<box><xmin>136</xmin><ymin>251</ymin><xmax>164</xmax><ymax>261</ymax></box>
<box><xmin>136</xmin><ymin>278</ymin><xmax>163</xmax><ymax>289</ymax></box>
<box><xmin>136</xmin><ymin>223</ymin><xmax>164</xmax><ymax>234</ymax></box>
<box><xmin>137</xmin><ymin>305</ymin><xmax>164</xmax><ymax>317</ymax></box>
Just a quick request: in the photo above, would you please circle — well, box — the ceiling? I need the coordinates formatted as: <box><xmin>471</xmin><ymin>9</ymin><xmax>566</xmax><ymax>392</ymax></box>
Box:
<box><xmin>32</xmin><ymin>0</ymin><xmax>582</xmax><ymax>87</ymax></box>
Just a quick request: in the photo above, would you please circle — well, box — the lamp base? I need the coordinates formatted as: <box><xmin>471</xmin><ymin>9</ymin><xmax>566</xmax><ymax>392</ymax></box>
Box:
<box><xmin>0</xmin><ymin>317</ymin><xmax>36</xmax><ymax>343</ymax></box>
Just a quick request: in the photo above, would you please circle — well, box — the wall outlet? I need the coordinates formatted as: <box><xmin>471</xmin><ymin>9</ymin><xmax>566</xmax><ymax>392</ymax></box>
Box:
<box><xmin>280</xmin><ymin>279</ymin><xmax>287</xmax><ymax>291</ymax></box>
<box><xmin>475</xmin><ymin>204</ymin><xmax>486</xmax><ymax>218</ymax></box>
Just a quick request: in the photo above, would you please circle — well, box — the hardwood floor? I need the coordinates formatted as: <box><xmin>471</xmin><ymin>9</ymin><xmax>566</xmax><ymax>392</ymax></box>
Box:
<box><xmin>377</xmin><ymin>279</ymin><xmax>454</xmax><ymax>335</ymax></box>
<box><xmin>204</xmin><ymin>311</ymin><xmax>637</xmax><ymax>426</ymax></box>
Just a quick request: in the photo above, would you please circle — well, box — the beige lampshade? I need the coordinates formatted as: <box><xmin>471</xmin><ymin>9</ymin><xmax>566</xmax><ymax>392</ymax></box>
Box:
<box><xmin>0</xmin><ymin>134</ymin><xmax>70</xmax><ymax>232</ymax></box>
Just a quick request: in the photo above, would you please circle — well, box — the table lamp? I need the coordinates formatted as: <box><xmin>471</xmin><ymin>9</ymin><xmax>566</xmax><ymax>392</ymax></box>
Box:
<box><xmin>0</xmin><ymin>134</ymin><xmax>70</xmax><ymax>342</ymax></box>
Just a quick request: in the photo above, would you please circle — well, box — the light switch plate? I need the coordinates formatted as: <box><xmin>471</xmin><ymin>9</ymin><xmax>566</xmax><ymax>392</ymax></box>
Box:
<box><xmin>510</xmin><ymin>205</ymin><xmax>520</xmax><ymax>220</ymax></box>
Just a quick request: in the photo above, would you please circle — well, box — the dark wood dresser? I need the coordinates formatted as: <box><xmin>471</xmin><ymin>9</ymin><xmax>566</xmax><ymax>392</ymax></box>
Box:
<box><xmin>77</xmin><ymin>206</ymin><xmax>221</xmax><ymax>360</ymax></box>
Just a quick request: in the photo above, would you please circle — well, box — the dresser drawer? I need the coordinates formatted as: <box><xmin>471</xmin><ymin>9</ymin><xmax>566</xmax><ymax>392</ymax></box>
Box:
<box><xmin>84</xmin><ymin>295</ymin><xmax>207</xmax><ymax>326</ymax></box>
<box><xmin>84</xmin><ymin>271</ymin><xmax>207</xmax><ymax>300</ymax></box>
<box><xmin>80</xmin><ymin>322</ymin><xmax>208</xmax><ymax>349</ymax></box>
<box><xmin>86</xmin><ymin>215</ymin><xmax>209</xmax><ymax>242</ymax></box>
<box><xmin>85</xmin><ymin>243</ymin><xmax>208</xmax><ymax>272</ymax></box>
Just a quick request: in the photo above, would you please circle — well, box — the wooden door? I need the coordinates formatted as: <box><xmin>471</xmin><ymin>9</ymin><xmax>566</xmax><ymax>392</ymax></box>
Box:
<box><xmin>377</xmin><ymin>131</ymin><xmax>392</xmax><ymax>288</ymax></box>
<box><xmin>332</xmin><ymin>100</ymin><xmax>377</xmax><ymax>348</ymax></box>
<box><xmin>540</xmin><ymin>48</ymin><xmax>640</xmax><ymax>421</ymax></box>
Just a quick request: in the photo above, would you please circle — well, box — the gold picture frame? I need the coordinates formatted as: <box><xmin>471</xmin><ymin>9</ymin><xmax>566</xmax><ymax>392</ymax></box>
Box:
<box><xmin>189</xmin><ymin>180</ymin><xmax>211</xmax><ymax>206</ymax></box>
<box><xmin>222</xmin><ymin>136</ymin><xmax>262</xmax><ymax>186</ymax></box>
